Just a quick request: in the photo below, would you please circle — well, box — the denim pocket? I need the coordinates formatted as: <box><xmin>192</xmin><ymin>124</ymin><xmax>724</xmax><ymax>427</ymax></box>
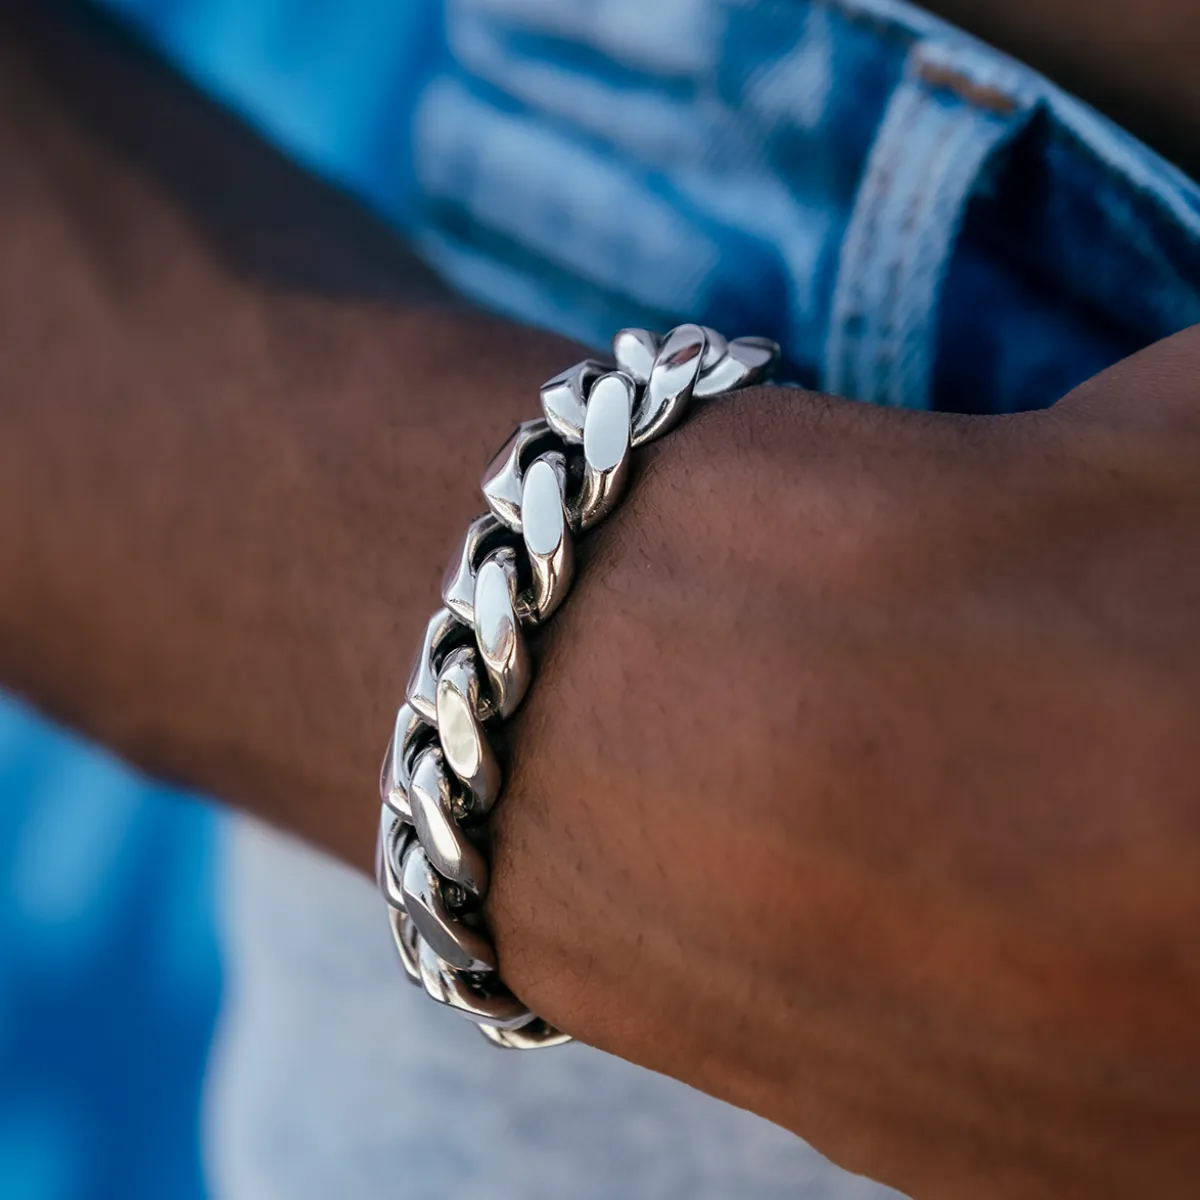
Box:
<box><xmin>824</xmin><ymin>23</ymin><xmax>1200</xmax><ymax>414</ymax></box>
<box><xmin>823</xmin><ymin>37</ymin><xmax>1040</xmax><ymax>409</ymax></box>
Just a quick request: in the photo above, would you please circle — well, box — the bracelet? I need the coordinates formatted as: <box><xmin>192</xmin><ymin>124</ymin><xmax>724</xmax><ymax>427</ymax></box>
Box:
<box><xmin>376</xmin><ymin>324</ymin><xmax>779</xmax><ymax>1049</ymax></box>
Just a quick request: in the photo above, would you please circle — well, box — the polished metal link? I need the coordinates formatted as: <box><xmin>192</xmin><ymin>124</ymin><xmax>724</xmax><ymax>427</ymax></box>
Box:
<box><xmin>540</xmin><ymin>358</ymin><xmax>609</xmax><ymax>445</ymax></box>
<box><xmin>401</xmin><ymin>842</ymin><xmax>498</xmax><ymax>974</ymax></box>
<box><xmin>471</xmin><ymin>547</ymin><xmax>531</xmax><ymax>718</ymax></box>
<box><xmin>375</xmin><ymin>807</ymin><xmax>412</xmax><ymax>912</ymax></box>
<box><xmin>480</xmin><ymin>419</ymin><xmax>560</xmax><ymax>533</ymax></box>
<box><xmin>440</xmin><ymin>512</ymin><xmax>510</xmax><ymax>626</ymax></box>
<box><xmin>520</xmin><ymin>453</ymin><xmax>574</xmax><ymax>623</ymax></box>
<box><xmin>387</xmin><ymin>905</ymin><xmax>422</xmax><ymax>986</ymax></box>
<box><xmin>477</xmin><ymin>1020</ymin><xmax>575</xmax><ymax>1050</ymax></box>
<box><xmin>435</xmin><ymin>646</ymin><xmax>502</xmax><ymax>810</ymax></box>
<box><xmin>577</xmin><ymin>372</ymin><xmax>634</xmax><ymax>531</ymax></box>
<box><xmin>405</xmin><ymin>607</ymin><xmax>467</xmax><ymax>724</ymax></box>
<box><xmin>408</xmin><ymin>745</ymin><xmax>489</xmax><ymax>897</ymax></box>
<box><xmin>415</xmin><ymin>938</ymin><xmax>535</xmax><ymax>1030</ymax></box>
<box><xmin>376</xmin><ymin>324</ymin><xmax>779</xmax><ymax>1048</ymax></box>
<box><xmin>380</xmin><ymin>701</ymin><xmax>432</xmax><ymax>823</ymax></box>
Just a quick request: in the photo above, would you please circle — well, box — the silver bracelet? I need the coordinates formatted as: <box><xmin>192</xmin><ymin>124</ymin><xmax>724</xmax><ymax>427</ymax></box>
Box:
<box><xmin>376</xmin><ymin>324</ymin><xmax>779</xmax><ymax>1049</ymax></box>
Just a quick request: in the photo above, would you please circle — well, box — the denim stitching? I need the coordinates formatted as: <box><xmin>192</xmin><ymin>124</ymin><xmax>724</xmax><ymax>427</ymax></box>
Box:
<box><xmin>914</xmin><ymin>59</ymin><xmax>1020</xmax><ymax>117</ymax></box>
<box><xmin>804</xmin><ymin>0</ymin><xmax>920</xmax><ymax>51</ymax></box>
<box><xmin>826</xmin><ymin>40</ymin><xmax>1033</xmax><ymax>407</ymax></box>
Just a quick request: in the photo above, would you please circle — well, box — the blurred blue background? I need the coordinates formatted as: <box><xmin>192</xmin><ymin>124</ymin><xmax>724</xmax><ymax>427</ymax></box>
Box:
<box><xmin>0</xmin><ymin>702</ymin><xmax>218</xmax><ymax>1200</ymax></box>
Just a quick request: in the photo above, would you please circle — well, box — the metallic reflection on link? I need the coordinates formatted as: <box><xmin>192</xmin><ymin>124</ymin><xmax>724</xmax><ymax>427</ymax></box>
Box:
<box><xmin>477</xmin><ymin>1020</ymin><xmax>573</xmax><ymax>1051</ymax></box>
<box><xmin>578</xmin><ymin>371</ymin><xmax>633</xmax><ymax>531</ymax></box>
<box><xmin>378</xmin><ymin>326</ymin><xmax>781</xmax><ymax>1050</ymax></box>
<box><xmin>416</xmin><ymin>938</ymin><xmax>534</xmax><ymax>1030</ymax></box>
<box><xmin>472</xmin><ymin>548</ymin><xmax>530</xmax><ymax>718</ymax></box>
<box><xmin>401</xmin><ymin>842</ymin><xmax>497</xmax><ymax>975</ymax></box>
<box><xmin>540</xmin><ymin>358</ymin><xmax>608</xmax><ymax>444</ymax></box>
<box><xmin>436</xmin><ymin>646</ymin><xmax>501</xmax><ymax>809</ymax></box>
<box><xmin>631</xmin><ymin>322</ymin><xmax>705</xmax><ymax>447</ymax></box>
<box><xmin>441</xmin><ymin>512</ymin><xmax>508</xmax><ymax>625</ymax></box>
<box><xmin>405</xmin><ymin>607</ymin><xmax>465</xmax><ymax>724</ymax></box>
<box><xmin>480</xmin><ymin>418</ymin><xmax>557</xmax><ymax>533</ymax></box>
<box><xmin>521</xmin><ymin>454</ymin><xmax>574</xmax><ymax>622</ymax></box>
<box><xmin>375</xmin><ymin>807</ymin><xmax>411</xmax><ymax>912</ymax></box>
<box><xmin>387</xmin><ymin>906</ymin><xmax>421</xmax><ymax>987</ymax></box>
<box><xmin>409</xmin><ymin>746</ymin><xmax>489</xmax><ymax>896</ymax></box>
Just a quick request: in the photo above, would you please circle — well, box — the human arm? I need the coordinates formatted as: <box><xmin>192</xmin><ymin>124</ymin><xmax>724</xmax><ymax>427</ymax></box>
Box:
<box><xmin>0</xmin><ymin>0</ymin><xmax>583</xmax><ymax>869</ymax></box>
<box><xmin>2</xmin><ymin>4</ymin><xmax>1199</xmax><ymax>1199</ymax></box>
<box><xmin>489</xmin><ymin>342</ymin><xmax>1200</xmax><ymax>1199</ymax></box>
<box><xmin>923</xmin><ymin>0</ymin><xmax>1200</xmax><ymax>174</ymax></box>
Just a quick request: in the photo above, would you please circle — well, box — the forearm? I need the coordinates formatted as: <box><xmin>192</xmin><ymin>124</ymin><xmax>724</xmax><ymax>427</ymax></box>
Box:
<box><xmin>490</xmin><ymin>360</ymin><xmax>1200</xmax><ymax>1199</ymax></box>
<box><xmin>0</xmin><ymin>0</ymin><xmax>578</xmax><ymax>868</ymax></box>
<box><xmin>2</xmin><ymin>8</ymin><xmax>1197</xmax><ymax>1200</ymax></box>
<box><xmin>4</xmin><ymin>0</ymin><xmax>1192</xmax><ymax>866</ymax></box>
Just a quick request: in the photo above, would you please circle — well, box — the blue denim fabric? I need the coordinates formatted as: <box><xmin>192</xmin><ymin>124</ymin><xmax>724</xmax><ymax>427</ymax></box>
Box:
<box><xmin>0</xmin><ymin>703</ymin><xmax>219</xmax><ymax>1200</ymax></box>
<box><xmin>96</xmin><ymin>0</ymin><xmax>1200</xmax><ymax>414</ymax></box>
<box><xmin>4</xmin><ymin>2</ymin><xmax>1200</xmax><ymax>1197</ymax></box>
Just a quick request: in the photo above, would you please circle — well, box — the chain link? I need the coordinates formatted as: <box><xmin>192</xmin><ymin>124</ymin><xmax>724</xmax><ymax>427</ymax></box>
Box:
<box><xmin>376</xmin><ymin>324</ymin><xmax>779</xmax><ymax>1048</ymax></box>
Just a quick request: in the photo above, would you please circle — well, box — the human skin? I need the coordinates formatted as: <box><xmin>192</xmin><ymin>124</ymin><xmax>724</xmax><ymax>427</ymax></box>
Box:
<box><xmin>922</xmin><ymin>0</ymin><xmax>1200</xmax><ymax>175</ymax></box>
<box><xmin>1</xmin><ymin>3</ymin><xmax>1198</xmax><ymax>1199</ymax></box>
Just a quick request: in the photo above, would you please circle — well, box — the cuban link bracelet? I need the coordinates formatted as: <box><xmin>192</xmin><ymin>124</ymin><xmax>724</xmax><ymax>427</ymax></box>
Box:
<box><xmin>376</xmin><ymin>324</ymin><xmax>780</xmax><ymax>1049</ymax></box>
